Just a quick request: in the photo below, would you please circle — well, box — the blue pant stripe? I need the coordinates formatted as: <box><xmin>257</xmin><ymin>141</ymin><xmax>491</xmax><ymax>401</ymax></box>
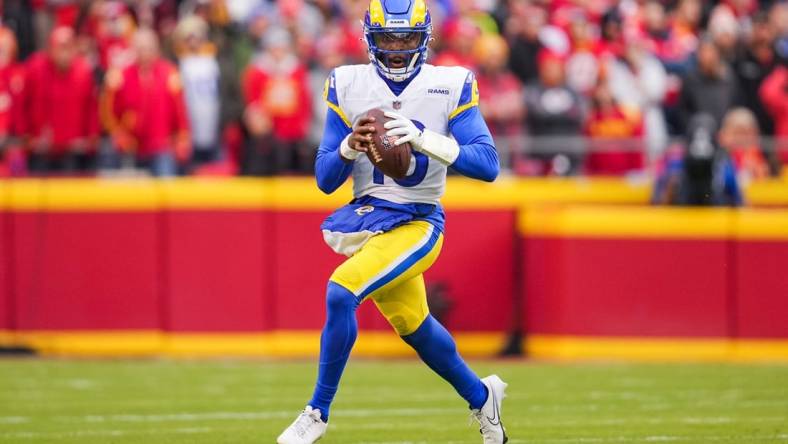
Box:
<box><xmin>357</xmin><ymin>226</ymin><xmax>440</xmax><ymax>299</ymax></box>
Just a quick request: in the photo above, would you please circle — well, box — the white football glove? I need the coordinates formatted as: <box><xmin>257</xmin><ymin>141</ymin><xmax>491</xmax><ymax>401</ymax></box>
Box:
<box><xmin>383</xmin><ymin>111</ymin><xmax>460</xmax><ymax>165</ymax></box>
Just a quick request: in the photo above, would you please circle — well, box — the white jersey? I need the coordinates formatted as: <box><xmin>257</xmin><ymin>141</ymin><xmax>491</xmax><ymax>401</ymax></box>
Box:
<box><xmin>327</xmin><ymin>63</ymin><xmax>477</xmax><ymax>205</ymax></box>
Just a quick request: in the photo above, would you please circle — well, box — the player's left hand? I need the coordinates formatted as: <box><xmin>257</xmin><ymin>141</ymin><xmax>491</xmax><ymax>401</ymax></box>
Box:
<box><xmin>383</xmin><ymin>111</ymin><xmax>424</xmax><ymax>150</ymax></box>
<box><xmin>384</xmin><ymin>111</ymin><xmax>461</xmax><ymax>165</ymax></box>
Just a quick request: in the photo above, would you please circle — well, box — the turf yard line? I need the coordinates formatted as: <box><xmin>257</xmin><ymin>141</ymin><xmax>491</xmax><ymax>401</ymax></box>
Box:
<box><xmin>0</xmin><ymin>416</ymin><xmax>29</xmax><ymax>424</ymax></box>
<box><xmin>334</xmin><ymin>415</ymin><xmax>788</xmax><ymax>431</ymax></box>
<box><xmin>1</xmin><ymin>426</ymin><xmax>216</xmax><ymax>440</ymax></box>
<box><xmin>42</xmin><ymin>407</ymin><xmax>463</xmax><ymax>424</ymax></box>
<box><xmin>511</xmin><ymin>415</ymin><xmax>788</xmax><ymax>428</ymax></box>
<box><xmin>370</xmin><ymin>441</ymin><xmax>478</xmax><ymax>444</ymax></box>
<box><xmin>333</xmin><ymin>419</ymin><xmax>470</xmax><ymax>430</ymax></box>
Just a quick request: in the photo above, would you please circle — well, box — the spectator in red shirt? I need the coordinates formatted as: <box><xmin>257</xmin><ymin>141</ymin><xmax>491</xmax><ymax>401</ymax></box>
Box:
<box><xmin>0</xmin><ymin>26</ymin><xmax>25</xmax><ymax>176</ymax></box>
<box><xmin>242</xmin><ymin>27</ymin><xmax>312</xmax><ymax>175</ymax></box>
<box><xmin>23</xmin><ymin>26</ymin><xmax>99</xmax><ymax>174</ymax></box>
<box><xmin>759</xmin><ymin>64</ymin><xmax>788</xmax><ymax>164</ymax></box>
<box><xmin>101</xmin><ymin>28</ymin><xmax>190</xmax><ymax>177</ymax></box>
<box><xmin>584</xmin><ymin>83</ymin><xmax>645</xmax><ymax>175</ymax></box>
<box><xmin>0</xmin><ymin>27</ymin><xmax>24</xmax><ymax>141</ymax></box>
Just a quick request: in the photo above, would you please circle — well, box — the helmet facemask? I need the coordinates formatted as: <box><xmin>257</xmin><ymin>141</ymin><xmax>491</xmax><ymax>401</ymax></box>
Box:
<box><xmin>366</xmin><ymin>29</ymin><xmax>429</xmax><ymax>82</ymax></box>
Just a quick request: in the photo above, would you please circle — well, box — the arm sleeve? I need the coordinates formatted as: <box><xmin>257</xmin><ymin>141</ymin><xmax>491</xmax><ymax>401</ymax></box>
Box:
<box><xmin>315</xmin><ymin>70</ymin><xmax>354</xmax><ymax>194</ymax></box>
<box><xmin>447</xmin><ymin>73</ymin><xmax>499</xmax><ymax>182</ymax></box>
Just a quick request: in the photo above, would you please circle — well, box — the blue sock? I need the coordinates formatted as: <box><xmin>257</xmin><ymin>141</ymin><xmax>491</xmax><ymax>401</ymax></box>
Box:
<box><xmin>401</xmin><ymin>315</ymin><xmax>489</xmax><ymax>409</ymax></box>
<box><xmin>308</xmin><ymin>282</ymin><xmax>360</xmax><ymax>422</ymax></box>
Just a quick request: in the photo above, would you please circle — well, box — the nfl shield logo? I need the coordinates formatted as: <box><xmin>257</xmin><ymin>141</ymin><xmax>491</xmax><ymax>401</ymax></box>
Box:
<box><xmin>393</xmin><ymin>100</ymin><xmax>401</xmax><ymax>110</ymax></box>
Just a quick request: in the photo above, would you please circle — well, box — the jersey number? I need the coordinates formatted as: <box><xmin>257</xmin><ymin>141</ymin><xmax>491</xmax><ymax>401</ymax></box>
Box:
<box><xmin>372</xmin><ymin>151</ymin><xmax>429</xmax><ymax>187</ymax></box>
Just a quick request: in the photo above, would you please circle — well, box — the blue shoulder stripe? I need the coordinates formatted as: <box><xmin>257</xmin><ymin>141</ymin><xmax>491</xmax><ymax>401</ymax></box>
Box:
<box><xmin>458</xmin><ymin>72</ymin><xmax>475</xmax><ymax>106</ymax></box>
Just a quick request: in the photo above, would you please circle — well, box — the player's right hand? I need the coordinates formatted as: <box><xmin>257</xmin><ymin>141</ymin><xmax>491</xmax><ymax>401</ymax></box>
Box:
<box><xmin>350</xmin><ymin>116</ymin><xmax>378</xmax><ymax>153</ymax></box>
<box><xmin>340</xmin><ymin>116</ymin><xmax>376</xmax><ymax>161</ymax></box>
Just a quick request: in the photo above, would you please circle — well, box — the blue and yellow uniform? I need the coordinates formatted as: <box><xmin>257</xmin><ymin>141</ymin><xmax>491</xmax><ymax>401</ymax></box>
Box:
<box><xmin>316</xmin><ymin>65</ymin><xmax>497</xmax><ymax>336</ymax></box>
<box><xmin>306</xmin><ymin>0</ymin><xmax>499</xmax><ymax>424</ymax></box>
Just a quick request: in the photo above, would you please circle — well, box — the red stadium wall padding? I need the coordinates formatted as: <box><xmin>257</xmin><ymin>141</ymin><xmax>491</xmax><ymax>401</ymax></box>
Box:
<box><xmin>734</xmin><ymin>241</ymin><xmax>788</xmax><ymax>338</ymax></box>
<box><xmin>522</xmin><ymin>237</ymin><xmax>564</xmax><ymax>335</ymax></box>
<box><xmin>560</xmin><ymin>238</ymin><xmax>730</xmax><ymax>337</ymax></box>
<box><xmin>11</xmin><ymin>212</ymin><xmax>162</xmax><ymax>330</ymax></box>
<box><xmin>268</xmin><ymin>211</ymin><xmax>396</xmax><ymax>332</ymax></box>
<box><xmin>0</xmin><ymin>207</ymin><xmax>8</xmax><ymax>330</ymax></box>
<box><xmin>523</xmin><ymin>237</ymin><xmax>731</xmax><ymax>337</ymax></box>
<box><xmin>4</xmin><ymin>193</ymin><xmax>788</xmax><ymax>345</ymax></box>
<box><xmin>164</xmin><ymin>210</ymin><xmax>273</xmax><ymax>332</ymax></box>
<box><xmin>272</xmin><ymin>211</ymin><xmax>344</xmax><ymax>330</ymax></box>
<box><xmin>428</xmin><ymin>211</ymin><xmax>516</xmax><ymax>331</ymax></box>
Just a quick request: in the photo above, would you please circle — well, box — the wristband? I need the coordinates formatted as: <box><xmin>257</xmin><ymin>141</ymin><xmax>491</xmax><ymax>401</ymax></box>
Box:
<box><xmin>339</xmin><ymin>134</ymin><xmax>361</xmax><ymax>160</ymax></box>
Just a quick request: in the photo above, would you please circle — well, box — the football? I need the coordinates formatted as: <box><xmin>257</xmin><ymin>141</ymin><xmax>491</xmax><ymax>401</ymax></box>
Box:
<box><xmin>364</xmin><ymin>108</ymin><xmax>412</xmax><ymax>179</ymax></box>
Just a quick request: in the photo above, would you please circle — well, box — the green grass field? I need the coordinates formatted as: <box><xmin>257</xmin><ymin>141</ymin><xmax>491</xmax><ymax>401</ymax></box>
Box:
<box><xmin>0</xmin><ymin>358</ymin><xmax>786</xmax><ymax>443</ymax></box>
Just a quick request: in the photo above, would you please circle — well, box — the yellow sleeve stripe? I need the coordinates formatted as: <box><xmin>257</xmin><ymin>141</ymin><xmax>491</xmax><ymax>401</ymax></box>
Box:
<box><xmin>327</xmin><ymin>101</ymin><xmax>352</xmax><ymax>128</ymax></box>
<box><xmin>448</xmin><ymin>101</ymin><xmax>478</xmax><ymax>120</ymax></box>
<box><xmin>448</xmin><ymin>79</ymin><xmax>480</xmax><ymax>121</ymax></box>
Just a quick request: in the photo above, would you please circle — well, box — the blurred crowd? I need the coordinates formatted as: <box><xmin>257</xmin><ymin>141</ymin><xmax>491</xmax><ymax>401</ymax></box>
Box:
<box><xmin>0</xmin><ymin>0</ymin><xmax>785</xmax><ymax>190</ymax></box>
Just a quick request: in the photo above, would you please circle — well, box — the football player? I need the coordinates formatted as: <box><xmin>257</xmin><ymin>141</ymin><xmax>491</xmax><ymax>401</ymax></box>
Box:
<box><xmin>277</xmin><ymin>1</ymin><xmax>507</xmax><ymax>443</ymax></box>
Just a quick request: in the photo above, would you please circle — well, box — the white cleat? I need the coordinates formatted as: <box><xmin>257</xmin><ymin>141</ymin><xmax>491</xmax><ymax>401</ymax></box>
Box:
<box><xmin>471</xmin><ymin>375</ymin><xmax>509</xmax><ymax>444</ymax></box>
<box><xmin>276</xmin><ymin>406</ymin><xmax>327</xmax><ymax>444</ymax></box>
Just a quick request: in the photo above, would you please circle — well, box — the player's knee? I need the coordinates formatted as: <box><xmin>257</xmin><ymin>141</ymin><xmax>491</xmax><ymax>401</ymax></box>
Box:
<box><xmin>326</xmin><ymin>281</ymin><xmax>359</xmax><ymax>313</ymax></box>
<box><xmin>377</xmin><ymin>302</ymin><xmax>428</xmax><ymax>336</ymax></box>
<box><xmin>393</xmin><ymin>313</ymin><xmax>428</xmax><ymax>336</ymax></box>
<box><xmin>401</xmin><ymin>315</ymin><xmax>454</xmax><ymax>350</ymax></box>
<box><xmin>388</xmin><ymin>314</ymin><xmax>415</xmax><ymax>336</ymax></box>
